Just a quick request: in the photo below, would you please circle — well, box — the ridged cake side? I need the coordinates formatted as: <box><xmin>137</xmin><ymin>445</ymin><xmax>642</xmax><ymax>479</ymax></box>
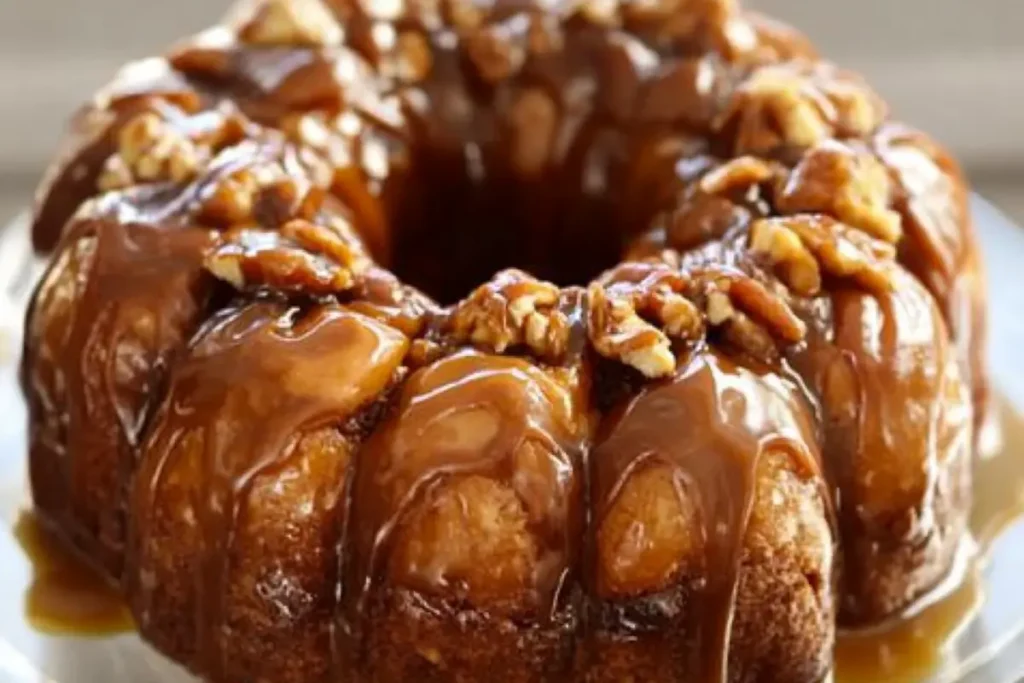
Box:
<box><xmin>21</xmin><ymin>0</ymin><xmax>984</xmax><ymax>682</ymax></box>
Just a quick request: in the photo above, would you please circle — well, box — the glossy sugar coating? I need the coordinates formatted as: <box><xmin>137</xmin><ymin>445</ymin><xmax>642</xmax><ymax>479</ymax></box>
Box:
<box><xmin>22</xmin><ymin>0</ymin><xmax>985</xmax><ymax>681</ymax></box>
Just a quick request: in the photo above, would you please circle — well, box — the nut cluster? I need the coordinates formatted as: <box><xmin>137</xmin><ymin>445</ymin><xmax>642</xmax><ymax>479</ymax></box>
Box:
<box><xmin>775</xmin><ymin>140</ymin><xmax>901</xmax><ymax>243</ymax></box>
<box><xmin>749</xmin><ymin>214</ymin><xmax>895</xmax><ymax>297</ymax></box>
<box><xmin>717</xmin><ymin>61</ymin><xmax>886</xmax><ymax>155</ymax></box>
<box><xmin>587</xmin><ymin>259</ymin><xmax>803</xmax><ymax>377</ymax></box>
<box><xmin>98</xmin><ymin>108</ymin><xmax>246</xmax><ymax>192</ymax></box>
<box><xmin>631</xmin><ymin>139</ymin><xmax>904</xmax><ymax>306</ymax></box>
<box><xmin>194</xmin><ymin>154</ymin><xmax>324</xmax><ymax>230</ymax></box>
<box><xmin>587</xmin><ymin>261</ymin><xmax>704</xmax><ymax>378</ymax></box>
<box><xmin>449</xmin><ymin>269</ymin><xmax>573</xmax><ymax>363</ymax></box>
<box><xmin>206</xmin><ymin>216</ymin><xmax>372</xmax><ymax>296</ymax></box>
<box><xmin>237</xmin><ymin>0</ymin><xmax>343</xmax><ymax>47</ymax></box>
<box><xmin>696</xmin><ymin>265</ymin><xmax>806</xmax><ymax>362</ymax></box>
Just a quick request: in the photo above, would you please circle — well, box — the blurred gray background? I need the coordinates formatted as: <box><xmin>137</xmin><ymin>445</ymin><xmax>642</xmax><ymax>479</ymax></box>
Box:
<box><xmin>0</xmin><ymin>0</ymin><xmax>1021</xmax><ymax>223</ymax></box>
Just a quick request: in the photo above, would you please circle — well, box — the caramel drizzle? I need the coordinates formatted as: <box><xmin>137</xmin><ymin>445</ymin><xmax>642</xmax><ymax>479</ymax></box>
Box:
<box><xmin>20</xmin><ymin>0</ymin><xmax>986</xmax><ymax>679</ymax></box>
<box><xmin>24</xmin><ymin>214</ymin><xmax>213</xmax><ymax>573</ymax></box>
<box><xmin>132</xmin><ymin>302</ymin><xmax>408</xmax><ymax>679</ymax></box>
<box><xmin>590</xmin><ymin>348</ymin><xmax>824</xmax><ymax>681</ymax></box>
<box><xmin>789</xmin><ymin>268</ymin><xmax>972</xmax><ymax>623</ymax></box>
<box><xmin>342</xmin><ymin>349</ymin><xmax>588</xmax><ymax>639</ymax></box>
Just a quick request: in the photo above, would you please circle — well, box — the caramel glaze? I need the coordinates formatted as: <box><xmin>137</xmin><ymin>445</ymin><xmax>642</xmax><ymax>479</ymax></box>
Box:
<box><xmin>587</xmin><ymin>347</ymin><xmax>830</xmax><ymax>682</ymax></box>
<box><xmin>788</xmin><ymin>265</ymin><xmax>973</xmax><ymax>624</ymax></box>
<box><xmin>341</xmin><ymin>346</ymin><xmax>591</xmax><ymax>677</ymax></box>
<box><xmin>23</xmin><ymin>209</ymin><xmax>215</xmax><ymax>578</ymax></box>
<box><xmin>127</xmin><ymin>301</ymin><xmax>409</xmax><ymax>682</ymax></box>
<box><xmin>30</xmin><ymin>59</ymin><xmax>201</xmax><ymax>253</ymax></box>
<box><xmin>873</xmin><ymin>124</ymin><xmax>989</xmax><ymax>437</ymax></box>
<box><xmin>22</xmin><ymin>131</ymin><xmax>318</xmax><ymax>579</ymax></box>
<box><xmin>14</xmin><ymin>510</ymin><xmax>134</xmax><ymax>636</ymax></box>
<box><xmin>18</xmin><ymin>0</ymin><xmax>996</xmax><ymax>682</ymax></box>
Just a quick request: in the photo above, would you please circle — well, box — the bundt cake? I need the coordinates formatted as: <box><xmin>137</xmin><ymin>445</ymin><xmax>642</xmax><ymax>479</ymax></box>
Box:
<box><xmin>21</xmin><ymin>0</ymin><xmax>988</xmax><ymax>681</ymax></box>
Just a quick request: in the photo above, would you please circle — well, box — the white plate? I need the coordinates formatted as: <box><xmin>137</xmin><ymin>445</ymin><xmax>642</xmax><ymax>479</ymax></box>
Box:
<box><xmin>2</xmin><ymin>201</ymin><xmax>1024</xmax><ymax>683</ymax></box>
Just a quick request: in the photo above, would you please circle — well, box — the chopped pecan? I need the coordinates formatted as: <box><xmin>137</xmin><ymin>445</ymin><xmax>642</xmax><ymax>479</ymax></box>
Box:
<box><xmin>576</xmin><ymin>0</ymin><xmax>620</xmax><ymax>27</ymax></box>
<box><xmin>698</xmin><ymin>156</ymin><xmax>779</xmax><ymax>196</ymax></box>
<box><xmin>775</xmin><ymin>140</ymin><xmax>901</xmax><ymax>243</ymax></box>
<box><xmin>395</xmin><ymin>31</ymin><xmax>433</xmax><ymax>82</ymax></box>
<box><xmin>750</xmin><ymin>215</ymin><xmax>895</xmax><ymax>296</ymax></box>
<box><xmin>408</xmin><ymin>339</ymin><xmax>445</xmax><ymax>368</ymax></box>
<box><xmin>194</xmin><ymin>156</ymin><xmax>324</xmax><ymax>229</ymax></box>
<box><xmin>238</xmin><ymin>0</ymin><xmax>343</xmax><ymax>47</ymax></box>
<box><xmin>449</xmin><ymin>270</ymin><xmax>571</xmax><ymax>362</ymax></box>
<box><xmin>717</xmin><ymin>61</ymin><xmax>886</xmax><ymax>155</ymax></box>
<box><xmin>206</xmin><ymin>217</ymin><xmax>370</xmax><ymax>296</ymax></box>
<box><xmin>99</xmin><ymin>111</ymin><xmax>205</xmax><ymax>190</ymax></box>
<box><xmin>588</xmin><ymin>282</ymin><xmax>677</xmax><ymax>378</ymax></box>
<box><xmin>442</xmin><ymin>0</ymin><xmax>486</xmax><ymax>31</ymax></box>
<box><xmin>98</xmin><ymin>106</ymin><xmax>251</xmax><ymax>193</ymax></box>
<box><xmin>588</xmin><ymin>261</ymin><xmax>704</xmax><ymax>378</ymax></box>
<box><xmin>693</xmin><ymin>265</ymin><xmax>806</xmax><ymax>362</ymax></box>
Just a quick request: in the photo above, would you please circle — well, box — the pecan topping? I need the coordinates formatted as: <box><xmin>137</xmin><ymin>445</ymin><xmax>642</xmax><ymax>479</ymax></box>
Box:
<box><xmin>195</xmin><ymin>156</ymin><xmax>324</xmax><ymax>229</ymax></box>
<box><xmin>695</xmin><ymin>265</ymin><xmax>806</xmax><ymax>362</ymax></box>
<box><xmin>717</xmin><ymin>61</ymin><xmax>886</xmax><ymax>155</ymax></box>
<box><xmin>206</xmin><ymin>216</ymin><xmax>371</xmax><ymax>296</ymax></box>
<box><xmin>750</xmin><ymin>215</ymin><xmax>896</xmax><ymax>296</ymax></box>
<box><xmin>776</xmin><ymin>140</ymin><xmax>901</xmax><ymax>244</ymax></box>
<box><xmin>698</xmin><ymin>156</ymin><xmax>779</xmax><ymax>196</ymax></box>
<box><xmin>589</xmin><ymin>260</ymin><xmax>805</xmax><ymax>375</ymax></box>
<box><xmin>99</xmin><ymin>112</ymin><xmax>203</xmax><ymax>191</ymax></box>
<box><xmin>98</xmin><ymin>107</ymin><xmax>250</xmax><ymax>192</ymax></box>
<box><xmin>588</xmin><ymin>261</ymin><xmax>704</xmax><ymax>378</ymax></box>
<box><xmin>449</xmin><ymin>270</ymin><xmax>571</xmax><ymax>362</ymax></box>
<box><xmin>238</xmin><ymin>0</ymin><xmax>343</xmax><ymax>47</ymax></box>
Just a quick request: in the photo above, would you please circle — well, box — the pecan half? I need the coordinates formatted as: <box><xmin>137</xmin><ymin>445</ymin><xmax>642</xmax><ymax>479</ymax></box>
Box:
<box><xmin>750</xmin><ymin>214</ymin><xmax>896</xmax><ymax>296</ymax></box>
<box><xmin>449</xmin><ymin>269</ymin><xmax>571</xmax><ymax>362</ymax></box>
<box><xmin>717</xmin><ymin>61</ymin><xmax>886</xmax><ymax>155</ymax></box>
<box><xmin>776</xmin><ymin>140</ymin><xmax>901</xmax><ymax>244</ymax></box>
<box><xmin>688</xmin><ymin>265</ymin><xmax>806</xmax><ymax>363</ymax></box>
<box><xmin>588</xmin><ymin>261</ymin><xmax>704</xmax><ymax>378</ymax></box>
<box><xmin>206</xmin><ymin>216</ymin><xmax>370</xmax><ymax>296</ymax></box>
<box><xmin>98</xmin><ymin>106</ymin><xmax>250</xmax><ymax>192</ymax></box>
<box><xmin>238</xmin><ymin>0</ymin><xmax>343</xmax><ymax>47</ymax></box>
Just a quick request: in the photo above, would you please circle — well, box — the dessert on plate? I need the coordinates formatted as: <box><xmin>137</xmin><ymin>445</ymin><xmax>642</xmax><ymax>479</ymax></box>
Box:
<box><xmin>20</xmin><ymin>0</ymin><xmax>988</xmax><ymax>681</ymax></box>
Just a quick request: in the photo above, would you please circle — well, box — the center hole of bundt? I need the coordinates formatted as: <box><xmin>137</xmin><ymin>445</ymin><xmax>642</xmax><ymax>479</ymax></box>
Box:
<box><xmin>384</xmin><ymin>155</ymin><xmax>628</xmax><ymax>305</ymax></box>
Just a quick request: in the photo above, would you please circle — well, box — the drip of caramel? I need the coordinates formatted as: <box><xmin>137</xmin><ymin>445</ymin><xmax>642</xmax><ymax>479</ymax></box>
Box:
<box><xmin>12</xmin><ymin>1</ymin><xmax>997</xmax><ymax>680</ymax></box>
<box><xmin>128</xmin><ymin>301</ymin><xmax>409</xmax><ymax>680</ymax></box>
<box><xmin>14</xmin><ymin>510</ymin><xmax>133</xmax><ymax>636</ymax></box>
<box><xmin>343</xmin><ymin>349</ymin><xmax>589</xmax><ymax>629</ymax></box>
<box><xmin>834</xmin><ymin>546</ymin><xmax>982</xmax><ymax>683</ymax></box>
<box><xmin>832</xmin><ymin>396</ymin><xmax>1024</xmax><ymax>683</ymax></box>
<box><xmin>589</xmin><ymin>349</ymin><xmax>826</xmax><ymax>681</ymax></box>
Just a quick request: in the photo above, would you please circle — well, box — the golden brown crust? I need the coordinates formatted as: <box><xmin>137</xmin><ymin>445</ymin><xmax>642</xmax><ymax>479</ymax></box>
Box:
<box><xmin>21</xmin><ymin>0</ymin><xmax>986</xmax><ymax>681</ymax></box>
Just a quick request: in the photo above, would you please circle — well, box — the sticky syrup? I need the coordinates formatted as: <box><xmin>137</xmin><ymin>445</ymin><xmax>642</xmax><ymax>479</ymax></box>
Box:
<box><xmin>11</xmin><ymin>398</ymin><xmax>1024</xmax><ymax>683</ymax></box>
<box><xmin>835</xmin><ymin>396</ymin><xmax>1024</xmax><ymax>682</ymax></box>
<box><xmin>13</xmin><ymin>511</ymin><xmax>133</xmax><ymax>635</ymax></box>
